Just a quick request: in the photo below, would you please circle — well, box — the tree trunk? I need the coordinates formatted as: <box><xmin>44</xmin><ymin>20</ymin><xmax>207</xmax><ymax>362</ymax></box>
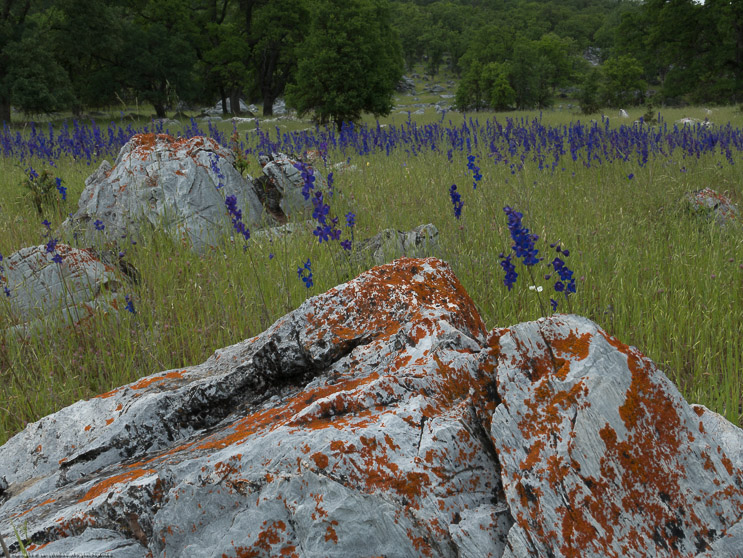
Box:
<box><xmin>260</xmin><ymin>45</ymin><xmax>279</xmax><ymax>117</ymax></box>
<box><xmin>262</xmin><ymin>95</ymin><xmax>274</xmax><ymax>116</ymax></box>
<box><xmin>229</xmin><ymin>87</ymin><xmax>241</xmax><ymax>115</ymax></box>
<box><xmin>153</xmin><ymin>103</ymin><xmax>167</xmax><ymax>118</ymax></box>
<box><xmin>220</xmin><ymin>86</ymin><xmax>229</xmax><ymax>115</ymax></box>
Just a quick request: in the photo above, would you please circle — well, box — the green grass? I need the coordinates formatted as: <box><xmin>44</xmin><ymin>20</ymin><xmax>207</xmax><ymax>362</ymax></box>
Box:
<box><xmin>0</xmin><ymin>107</ymin><xmax>741</xmax><ymax>446</ymax></box>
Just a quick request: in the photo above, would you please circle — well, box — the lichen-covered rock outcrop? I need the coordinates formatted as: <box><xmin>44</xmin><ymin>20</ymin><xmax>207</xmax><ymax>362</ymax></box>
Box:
<box><xmin>489</xmin><ymin>318</ymin><xmax>743</xmax><ymax>557</ymax></box>
<box><xmin>1</xmin><ymin>257</ymin><xmax>741</xmax><ymax>557</ymax></box>
<box><xmin>61</xmin><ymin>134</ymin><xmax>265</xmax><ymax>252</ymax></box>
<box><xmin>685</xmin><ymin>187</ymin><xmax>739</xmax><ymax>228</ymax></box>
<box><xmin>1</xmin><ymin>244</ymin><xmax>128</xmax><ymax>335</ymax></box>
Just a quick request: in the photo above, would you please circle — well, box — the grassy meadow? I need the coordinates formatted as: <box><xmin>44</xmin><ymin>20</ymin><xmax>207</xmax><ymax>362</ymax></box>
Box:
<box><xmin>0</xmin><ymin>100</ymin><xmax>742</xmax><ymax>446</ymax></box>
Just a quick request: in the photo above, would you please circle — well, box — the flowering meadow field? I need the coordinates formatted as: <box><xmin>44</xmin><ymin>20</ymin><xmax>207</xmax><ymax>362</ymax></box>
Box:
<box><xmin>0</xmin><ymin>108</ymin><xmax>742</xmax><ymax>445</ymax></box>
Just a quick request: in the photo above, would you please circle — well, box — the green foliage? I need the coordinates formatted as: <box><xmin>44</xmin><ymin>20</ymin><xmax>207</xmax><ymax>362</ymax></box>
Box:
<box><xmin>10</xmin><ymin>520</ymin><xmax>29</xmax><ymax>557</ymax></box>
<box><xmin>4</xmin><ymin>34</ymin><xmax>75</xmax><ymax>115</ymax></box>
<box><xmin>510</xmin><ymin>39</ymin><xmax>548</xmax><ymax>109</ymax></box>
<box><xmin>249</xmin><ymin>0</ymin><xmax>310</xmax><ymax>115</ymax></box>
<box><xmin>482</xmin><ymin>62</ymin><xmax>515</xmax><ymax>111</ymax></box>
<box><xmin>600</xmin><ymin>55</ymin><xmax>646</xmax><ymax>108</ymax></box>
<box><xmin>455</xmin><ymin>23</ymin><xmax>577</xmax><ymax>111</ymax></box>
<box><xmin>642</xmin><ymin>102</ymin><xmax>657</xmax><ymax>125</ymax></box>
<box><xmin>50</xmin><ymin>0</ymin><xmax>124</xmax><ymax>112</ymax></box>
<box><xmin>456</xmin><ymin>60</ymin><xmax>515</xmax><ymax>111</ymax></box>
<box><xmin>578</xmin><ymin>67</ymin><xmax>602</xmax><ymax>114</ymax></box>
<box><xmin>0</xmin><ymin>1</ymin><xmax>54</xmax><ymax>122</ymax></box>
<box><xmin>285</xmin><ymin>0</ymin><xmax>403</xmax><ymax>128</ymax></box>
<box><xmin>390</xmin><ymin>2</ymin><xmax>428</xmax><ymax>71</ymax></box>
<box><xmin>455</xmin><ymin>60</ymin><xmax>485</xmax><ymax>111</ymax></box>
<box><xmin>22</xmin><ymin>170</ymin><xmax>65</xmax><ymax>216</ymax></box>
<box><xmin>201</xmin><ymin>20</ymin><xmax>251</xmax><ymax>108</ymax></box>
<box><xmin>117</xmin><ymin>0</ymin><xmax>200</xmax><ymax>117</ymax></box>
<box><xmin>613</xmin><ymin>0</ymin><xmax>743</xmax><ymax>105</ymax></box>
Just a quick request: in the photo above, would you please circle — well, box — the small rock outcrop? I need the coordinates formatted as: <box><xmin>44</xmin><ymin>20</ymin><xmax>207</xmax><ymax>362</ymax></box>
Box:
<box><xmin>1</xmin><ymin>244</ymin><xmax>128</xmax><ymax>335</ymax></box>
<box><xmin>1</xmin><ymin>257</ymin><xmax>741</xmax><ymax>557</ymax></box>
<box><xmin>61</xmin><ymin>134</ymin><xmax>265</xmax><ymax>252</ymax></box>
<box><xmin>676</xmin><ymin>117</ymin><xmax>713</xmax><ymax>129</ymax></box>
<box><xmin>685</xmin><ymin>187</ymin><xmax>739</xmax><ymax>227</ymax></box>
<box><xmin>255</xmin><ymin>152</ymin><xmax>325</xmax><ymax>220</ymax></box>
<box><xmin>397</xmin><ymin>76</ymin><xmax>417</xmax><ymax>95</ymax></box>
<box><xmin>352</xmin><ymin>223</ymin><xmax>439</xmax><ymax>265</ymax></box>
<box><xmin>203</xmin><ymin>98</ymin><xmax>257</xmax><ymax>116</ymax></box>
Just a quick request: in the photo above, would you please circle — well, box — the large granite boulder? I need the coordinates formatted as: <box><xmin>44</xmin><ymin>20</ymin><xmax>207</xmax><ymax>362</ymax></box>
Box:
<box><xmin>1</xmin><ymin>257</ymin><xmax>741</xmax><ymax>557</ymax></box>
<box><xmin>61</xmin><ymin>134</ymin><xmax>264</xmax><ymax>252</ymax></box>
<box><xmin>489</xmin><ymin>316</ymin><xmax>743</xmax><ymax>557</ymax></box>
<box><xmin>1</xmin><ymin>244</ymin><xmax>128</xmax><ymax>336</ymax></box>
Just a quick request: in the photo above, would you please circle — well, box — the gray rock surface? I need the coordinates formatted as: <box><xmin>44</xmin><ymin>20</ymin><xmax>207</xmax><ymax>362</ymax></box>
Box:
<box><xmin>61</xmin><ymin>134</ymin><xmax>264</xmax><ymax>252</ymax></box>
<box><xmin>397</xmin><ymin>76</ymin><xmax>417</xmax><ymax>95</ymax></box>
<box><xmin>676</xmin><ymin>117</ymin><xmax>713</xmax><ymax>129</ymax></box>
<box><xmin>1</xmin><ymin>244</ymin><xmax>127</xmax><ymax>335</ymax></box>
<box><xmin>685</xmin><ymin>187</ymin><xmax>739</xmax><ymax>227</ymax></box>
<box><xmin>0</xmin><ymin>257</ymin><xmax>507</xmax><ymax>557</ymax></box>
<box><xmin>352</xmin><ymin>223</ymin><xmax>439</xmax><ymax>265</ymax></box>
<box><xmin>258</xmin><ymin>152</ymin><xmax>325</xmax><ymax>218</ymax></box>
<box><xmin>490</xmin><ymin>316</ymin><xmax>743</xmax><ymax>557</ymax></box>
<box><xmin>203</xmin><ymin>98</ymin><xmax>256</xmax><ymax>116</ymax></box>
<box><xmin>1</xmin><ymin>257</ymin><xmax>741</xmax><ymax>557</ymax></box>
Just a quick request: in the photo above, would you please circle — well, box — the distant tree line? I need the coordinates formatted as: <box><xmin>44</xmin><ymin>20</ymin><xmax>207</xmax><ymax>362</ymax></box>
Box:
<box><xmin>0</xmin><ymin>0</ymin><xmax>740</xmax><ymax>126</ymax></box>
<box><xmin>392</xmin><ymin>0</ymin><xmax>742</xmax><ymax>112</ymax></box>
<box><xmin>0</xmin><ymin>0</ymin><xmax>401</xmax><ymax>128</ymax></box>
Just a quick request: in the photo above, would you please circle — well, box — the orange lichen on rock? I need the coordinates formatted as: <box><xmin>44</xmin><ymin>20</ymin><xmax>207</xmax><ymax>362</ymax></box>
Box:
<box><xmin>16</xmin><ymin>498</ymin><xmax>56</xmax><ymax>518</ymax></box>
<box><xmin>79</xmin><ymin>468</ymin><xmax>156</xmax><ymax>502</ymax></box>
<box><xmin>324</xmin><ymin>520</ymin><xmax>339</xmax><ymax>543</ymax></box>
<box><xmin>311</xmin><ymin>452</ymin><xmax>329</xmax><ymax>469</ymax></box>
<box><xmin>130</xmin><ymin>369</ymin><xmax>185</xmax><ymax>390</ymax></box>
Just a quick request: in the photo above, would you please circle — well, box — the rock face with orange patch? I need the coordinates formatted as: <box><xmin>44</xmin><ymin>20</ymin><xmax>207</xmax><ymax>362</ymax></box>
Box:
<box><xmin>2</xmin><ymin>244</ymin><xmax>127</xmax><ymax>335</ymax></box>
<box><xmin>490</xmin><ymin>316</ymin><xmax>743</xmax><ymax>557</ymax></box>
<box><xmin>685</xmin><ymin>187</ymin><xmax>739</xmax><ymax>228</ymax></box>
<box><xmin>1</xmin><ymin>258</ymin><xmax>741</xmax><ymax>557</ymax></box>
<box><xmin>61</xmin><ymin>134</ymin><xmax>264</xmax><ymax>252</ymax></box>
<box><xmin>0</xmin><ymin>258</ymin><xmax>510</xmax><ymax>557</ymax></box>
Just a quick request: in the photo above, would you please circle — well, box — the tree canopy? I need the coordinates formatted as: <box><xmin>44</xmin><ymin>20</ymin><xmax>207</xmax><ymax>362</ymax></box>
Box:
<box><xmin>285</xmin><ymin>0</ymin><xmax>402</xmax><ymax>128</ymax></box>
<box><xmin>0</xmin><ymin>0</ymin><xmax>739</xmax><ymax>123</ymax></box>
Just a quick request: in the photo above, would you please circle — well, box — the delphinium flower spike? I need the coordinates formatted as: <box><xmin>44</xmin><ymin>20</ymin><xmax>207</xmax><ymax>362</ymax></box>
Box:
<box><xmin>225</xmin><ymin>194</ymin><xmax>250</xmax><ymax>246</ymax></box>
<box><xmin>341</xmin><ymin>211</ymin><xmax>356</xmax><ymax>251</ymax></box>
<box><xmin>297</xmin><ymin>258</ymin><xmax>313</xmax><ymax>288</ymax></box>
<box><xmin>498</xmin><ymin>207</ymin><xmax>578</xmax><ymax>312</ymax></box>
<box><xmin>44</xmin><ymin>236</ymin><xmax>64</xmax><ymax>264</ymax></box>
<box><xmin>467</xmin><ymin>155</ymin><xmax>482</xmax><ymax>189</ymax></box>
<box><xmin>449</xmin><ymin>184</ymin><xmax>464</xmax><ymax>219</ymax></box>
<box><xmin>293</xmin><ymin>161</ymin><xmax>316</xmax><ymax>201</ymax></box>
<box><xmin>55</xmin><ymin>177</ymin><xmax>67</xmax><ymax>201</ymax></box>
<box><xmin>124</xmin><ymin>295</ymin><xmax>136</xmax><ymax>314</ymax></box>
<box><xmin>210</xmin><ymin>153</ymin><xmax>225</xmax><ymax>189</ymax></box>
<box><xmin>499</xmin><ymin>252</ymin><xmax>518</xmax><ymax>290</ymax></box>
